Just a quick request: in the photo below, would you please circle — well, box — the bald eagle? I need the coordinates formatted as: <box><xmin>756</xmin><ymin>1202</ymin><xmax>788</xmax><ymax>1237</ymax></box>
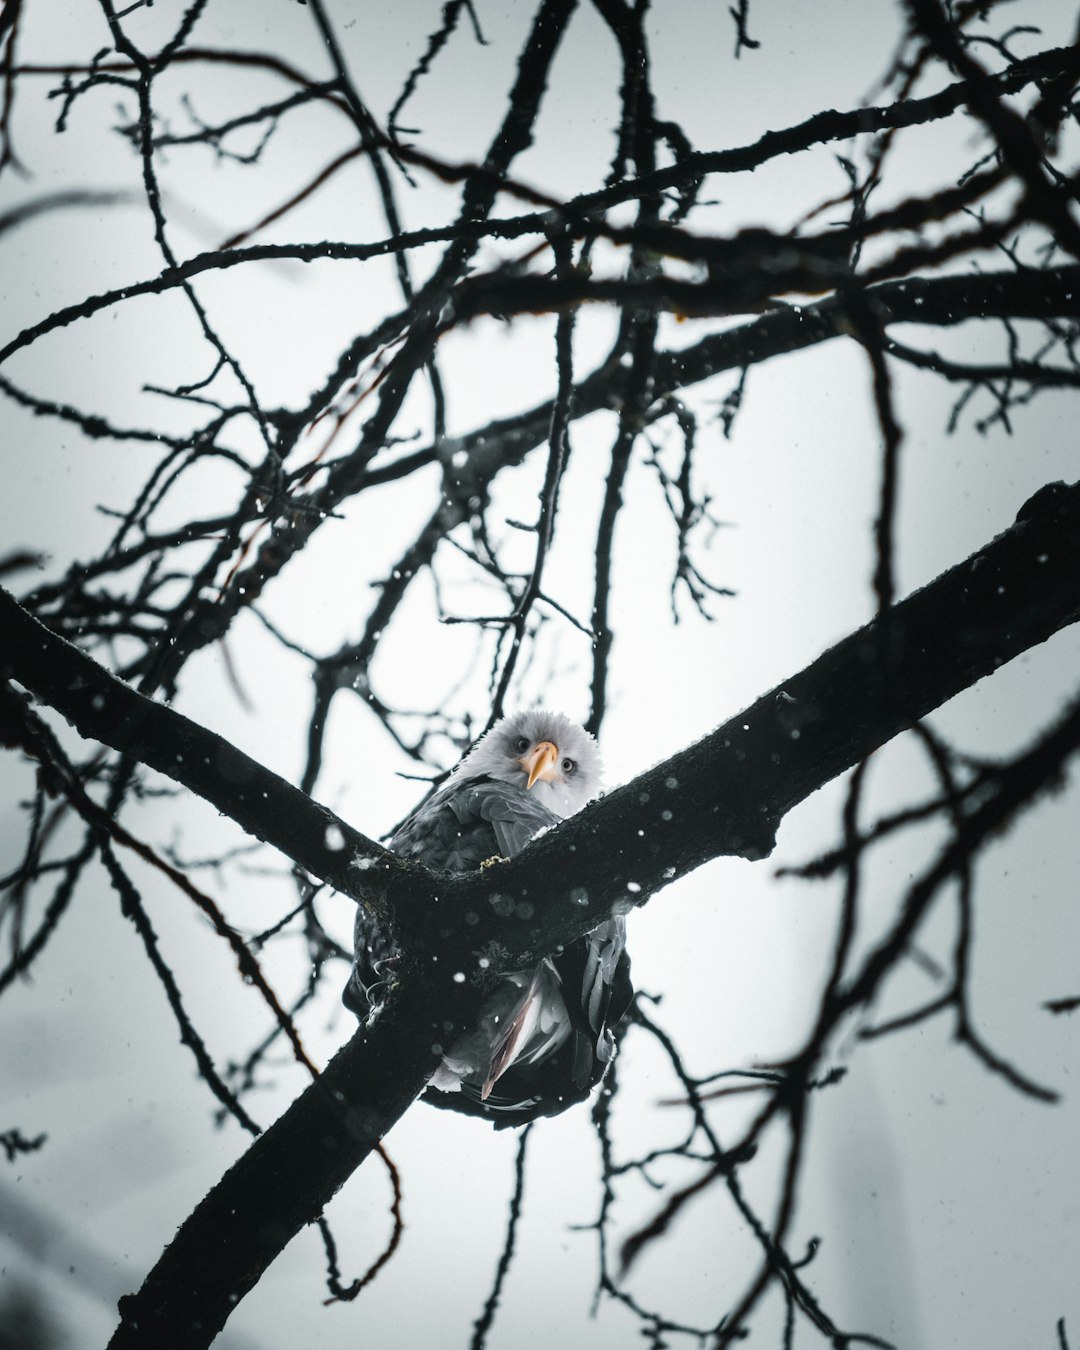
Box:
<box><xmin>344</xmin><ymin>710</ymin><xmax>633</xmax><ymax>1128</ymax></box>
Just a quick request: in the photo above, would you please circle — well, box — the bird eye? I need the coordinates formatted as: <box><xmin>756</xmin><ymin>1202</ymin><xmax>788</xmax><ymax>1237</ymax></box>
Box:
<box><xmin>515</xmin><ymin>737</ymin><xmax>530</xmax><ymax>753</ymax></box>
<box><xmin>562</xmin><ymin>757</ymin><xmax>575</xmax><ymax>774</ymax></box>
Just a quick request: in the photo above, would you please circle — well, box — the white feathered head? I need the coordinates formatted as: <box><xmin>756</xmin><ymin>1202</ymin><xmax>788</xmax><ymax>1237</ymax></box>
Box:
<box><xmin>451</xmin><ymin>709</ymin><xmax>602</xmax><ymax>818</ymax></box>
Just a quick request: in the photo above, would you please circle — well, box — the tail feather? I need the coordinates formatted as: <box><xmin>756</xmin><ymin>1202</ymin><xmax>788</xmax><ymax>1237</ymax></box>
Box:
<box><xmin>481</xmin><ymin>967</ymin><xmax>545</xmax><ymax>1099</ymax></box>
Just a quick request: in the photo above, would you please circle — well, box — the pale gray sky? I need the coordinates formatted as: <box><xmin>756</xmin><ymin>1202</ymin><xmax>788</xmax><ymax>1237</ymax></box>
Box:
<box><xmin>2</xmin><ymin>3</ymin><xmax>1078</xmax><ymax>1347</ymax></box>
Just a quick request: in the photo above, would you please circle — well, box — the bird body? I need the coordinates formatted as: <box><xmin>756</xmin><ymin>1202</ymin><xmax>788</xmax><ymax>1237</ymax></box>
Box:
<box><xmin>343</xmin><ymin>711</ymin><xmax>633</xmax><ymax>1127</ymax></box>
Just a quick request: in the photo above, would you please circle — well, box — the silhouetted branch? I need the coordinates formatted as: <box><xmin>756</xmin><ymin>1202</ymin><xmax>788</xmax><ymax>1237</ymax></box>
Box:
<box><xmin>470</xmin><ymin>1123</ymin><xmax>532</xmax><ymax>1350</ymax></box>
<box><xmin>5</xmin><ymin>6</ymin><xmax>1080</xmax><ymax>1343</ymax></box>
<box><xmin>3</xmin><ymin>474</ymin><xmax>1078</xmax><ymax>1345</ymax></box>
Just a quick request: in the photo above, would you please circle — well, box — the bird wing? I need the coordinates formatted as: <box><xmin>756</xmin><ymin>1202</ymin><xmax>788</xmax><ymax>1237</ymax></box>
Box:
<box><xmin>425</xmin><ymin>921</ymin><xmax>633</xmax><ymax>1128</ymax></box>
<box><xmin>558</xmin><ymin>916</ymin><xmax>633</xmax><ymax>1088</ymax></box>
<box><xmin>390</xmin><ymin>776</ymin><xmax>559</xmax><ymax>870</ymax></box>
<box><xmin>344</xmin><ymin>778</ymin><xmax>559</xmax><ymax>1018</ymax></box>
<box><xmin>480</xmin><ymin>958</ymin><xmax>571</xmax><ymax>1100</ymax></box>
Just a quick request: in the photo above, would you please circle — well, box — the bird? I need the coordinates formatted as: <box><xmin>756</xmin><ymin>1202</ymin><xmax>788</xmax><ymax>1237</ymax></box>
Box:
<box><xmin>343</xmin><ymin>709</ymin><xmax>633</xmax><ymax>1128</ymax></box>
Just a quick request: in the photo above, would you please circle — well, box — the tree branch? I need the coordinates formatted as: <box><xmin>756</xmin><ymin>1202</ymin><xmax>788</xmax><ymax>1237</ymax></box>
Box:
<box><xmin>3</xmin><ymin>478</ymin><xmax>1080</xmax><ymax>1347</ymax></box>
<box><xmin>0</xmin><ymin>588</ymin><xmax>392</xmax><ymax>894</ymax></box>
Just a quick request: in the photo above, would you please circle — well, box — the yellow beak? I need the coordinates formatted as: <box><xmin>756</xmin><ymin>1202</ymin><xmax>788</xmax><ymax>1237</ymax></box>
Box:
<box><xmin>521</xmin><ymin>740</ymin><xmax>559</xmax><ymax>789</ymax></box>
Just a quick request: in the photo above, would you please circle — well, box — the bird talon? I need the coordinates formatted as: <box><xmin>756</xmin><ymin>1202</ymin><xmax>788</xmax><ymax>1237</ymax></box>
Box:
<box><xmin>480</xmin><ymin>854</ymin><xmax>510</xmax><ymax>869</ymax></box>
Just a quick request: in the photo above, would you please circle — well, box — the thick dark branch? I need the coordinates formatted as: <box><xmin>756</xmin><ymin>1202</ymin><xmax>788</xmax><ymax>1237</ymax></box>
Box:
<box><xmin>425</xmin><ymin>480</ymin><xmax>1080</xmax><ymax>970</ymax></box>
<box><xmin>1</xmin><ymin>479</ymin><xmax>1072</xmax><ymax>1348</ymax></box>
<box><xmin>0</xmin><ymin>586</ymin><xmax>391</xmax><ymax>893</ymax></box>
<box><xmin>449</xmin><ymin>244</ymin><xmax>1077</xmax><ymax>322</ymax></box>
<box><xmin>106</xmin><ymin>964</ymin><xmax>471</xmax><ymax>1350</ymax></box>
<box><xmin>6</xmin><ymin>467</ymin><xmax>1080</xmax><ymax>950</ymax></box>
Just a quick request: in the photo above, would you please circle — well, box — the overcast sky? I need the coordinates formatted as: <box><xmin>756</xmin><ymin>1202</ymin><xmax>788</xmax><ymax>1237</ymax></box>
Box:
<box><xmin>2</xmin><ymin>3</ymin><xmax>1079</xmax><ymax>1348</ymax></box>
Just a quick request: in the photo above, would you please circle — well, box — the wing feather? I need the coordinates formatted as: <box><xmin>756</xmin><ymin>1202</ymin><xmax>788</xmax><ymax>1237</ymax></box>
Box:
<box><xmin>392</xmin><ymin>777</ymin><xmax>557</xmax><ymax>870</ymax></box>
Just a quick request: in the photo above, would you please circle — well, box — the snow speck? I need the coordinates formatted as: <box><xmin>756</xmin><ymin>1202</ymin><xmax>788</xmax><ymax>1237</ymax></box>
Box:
<box><xmin>325</xmin><ymin>825</ymin><xmax>346</xmax><ymax>851</ymax></box>
<box><xmin>626</xmin><ymin>881</ymin><xmax>642</xmax><ymax>894</ymax></box>
<box><xmin>453</xmin><ymin>971</ymin><xmax>466</xmax><ymax>984</ymax></box>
